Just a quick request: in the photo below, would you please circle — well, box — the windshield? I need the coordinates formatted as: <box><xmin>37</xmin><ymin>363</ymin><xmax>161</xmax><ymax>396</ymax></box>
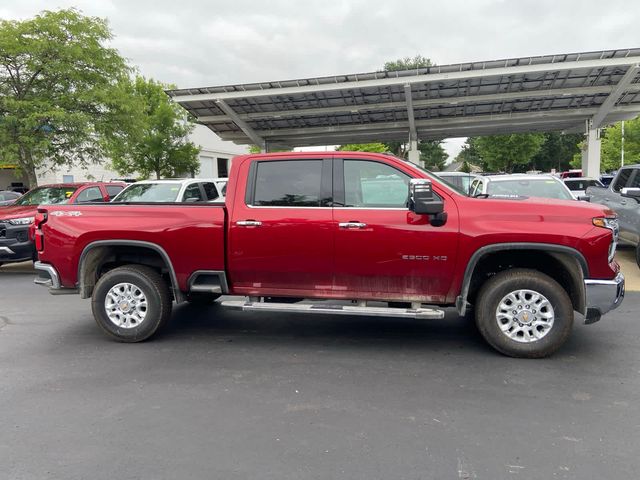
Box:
<box><xmin>14</xmin><ymin>186</ymin><xmax>78</xmax><ymax>206</ymax></box>
<box><xmin>112</xmin><ymin>182</ymin><xmax>182</xmax><ymax>202</ymax></box>
<box><xmin>564</xmin><ymin>179</ymin><xmax>603</xmax><ymax>191</ymax></box>
<box><xmin>487</xmin><ymin>178</ymin><xmax>574</xmax><ymax>200</ymax></box>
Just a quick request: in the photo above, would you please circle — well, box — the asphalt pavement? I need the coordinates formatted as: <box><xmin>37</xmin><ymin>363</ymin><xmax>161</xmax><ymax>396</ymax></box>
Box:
<box><xmin>1</xmin><ymin>263</ymin><xmax>639</xmax><ymax>480</ymax></box>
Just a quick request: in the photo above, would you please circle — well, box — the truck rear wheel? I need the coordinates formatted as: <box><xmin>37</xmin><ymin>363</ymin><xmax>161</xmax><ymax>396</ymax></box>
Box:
<box><xmin>91</xmin><ymin>265</ymin><xmax>172</xmax><ymax>342</ymax></box>
<box><xmin>636</xmin><ymin>244</ymin><xmax>640</xmax><ymax>269</ymax></box>
<box><xmin>475</xmin><ymin>269</ymin><xmax>573</xmax><ymax>358</ymax></box>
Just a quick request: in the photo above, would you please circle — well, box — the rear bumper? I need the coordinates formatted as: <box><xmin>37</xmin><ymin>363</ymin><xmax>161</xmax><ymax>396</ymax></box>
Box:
<box><xmin>584</xmin><ymin>272</ymin><xmax>625</xmax><ymax>323</ymax></box>
<box><xmin>34</xmin><ymin>261</ymin><xmax>61</xmax><ymax>289</ymax></box>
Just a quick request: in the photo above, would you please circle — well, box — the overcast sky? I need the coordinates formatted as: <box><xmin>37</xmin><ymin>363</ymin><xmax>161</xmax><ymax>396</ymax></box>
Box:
<box><xmin>2</xmin><ymin>0</ymin><xmax>639</xmax><ymax>157</ymax></box>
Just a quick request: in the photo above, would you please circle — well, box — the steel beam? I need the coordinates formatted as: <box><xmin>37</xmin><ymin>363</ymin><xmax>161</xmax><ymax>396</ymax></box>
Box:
<box><xmin>404</xmin><ymin>84</ymin><xmax>417</xmax><ymax>142</ymax></box>
<box><xmin>171</xmin><ymin>56</ymin><xmax>640</xmax><ymax>103</ymax></box>
<box><xmin>195</xmin><ymin>84</ymin><xmax>640</xmax><ymax>124</ymax></box>
<box><xmin>591</xmin><ymin>64</ymin><xmax>640</xmax><ymax>128</ymax></box>
<box><xmin>214</xmin><ymin>99</ymin><xmax>266</xmax><ymax>150</ymax></box>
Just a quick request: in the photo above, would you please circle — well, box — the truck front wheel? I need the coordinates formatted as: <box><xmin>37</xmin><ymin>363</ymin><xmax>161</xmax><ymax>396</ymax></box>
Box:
<box><xmin>91</xmin><ymin>265</ymin><xmax>172</xmax><ymax>342</ymax></box>
<box><xmin>475</xmin><ymin>269</ymin><xmax>573</xmax><ymax>358</ymax></box>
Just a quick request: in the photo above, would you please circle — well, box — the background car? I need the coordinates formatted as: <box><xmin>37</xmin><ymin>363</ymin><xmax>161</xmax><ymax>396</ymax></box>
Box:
<box><xmin>112</xmin><ymin>178</ymin><xmax>225</xmax><ymax>203</ymax></box>
<box><xmin>563</xmin><ymin>177</ymin><xmax>604</xmax><ymax>198</ymax></box>
<box><xmin>0</xmin><ymin>182</ymin><xmax>125</xmax><ymax>268</ymax></box>
<box><xmin>0</xmin><ymin>190</ymin><xmax>22</xmax><ymax>206</ymax></box>
<box><xmin>434</xmin><ymin>172</ymin><xmax>479</xmax><ymax>195</ymax></box>
<box><xmin>469</xmin><ymin>174</ymin><xmax>575</xmax><ymax>200</ymax></box>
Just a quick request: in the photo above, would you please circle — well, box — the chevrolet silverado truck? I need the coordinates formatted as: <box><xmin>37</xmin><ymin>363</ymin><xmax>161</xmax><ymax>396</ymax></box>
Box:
<box><xmin>32</xmin><ymin>152</ymin><xmax>625</xmax><ymax>358</ymax></box>
<box><xmin>587</xmin><ymin>164</ymin><xmax>640</xmax><ymax>267</ymax></box>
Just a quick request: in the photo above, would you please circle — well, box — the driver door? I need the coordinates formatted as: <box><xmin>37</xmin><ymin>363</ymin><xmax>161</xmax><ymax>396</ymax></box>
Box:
<box><xmin>332</xmin><ymin>158</ymin><xmax>459</xmax><ymax>303</ymax></box>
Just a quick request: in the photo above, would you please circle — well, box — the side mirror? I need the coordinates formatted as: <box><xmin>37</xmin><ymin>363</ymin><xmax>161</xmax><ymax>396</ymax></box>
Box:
<box><xmin>409</xmin><ymin>179</ymin><xmax>447</xmax><ymax>226</ymax></box>
<box><xmin>621</xmin><ymin>188</ymin><xmax>640</xmax><ymax>200</ymax></box>
<box><xmin>184</xmin><ymin>197</ymin><xmax>200</xmax><ymax>203</ymax></box>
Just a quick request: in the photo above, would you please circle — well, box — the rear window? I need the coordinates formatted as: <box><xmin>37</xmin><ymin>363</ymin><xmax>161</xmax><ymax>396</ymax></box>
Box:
<box><xmin>253</xmin><ymin>160</ymin><xmax>323</xmax><ymax>207</ymax></box>
<box><xmin>106</xmin><ymin>185</ymin><xmax>124</xmax><ymax>198</ymax></box>
<box><xmin>14</xmin><ymin>186</ymin><xmax>78</xmax><ymax>206</ymax></box>
<box><xmin>487</xmin><ymin>179</ymin><xmax>574</xmax><ymax>200</ymax></box>
<box><xmin>112</xmin><ymin>183</ymin><xmax>182</xmax><ymax>202</ymax></box>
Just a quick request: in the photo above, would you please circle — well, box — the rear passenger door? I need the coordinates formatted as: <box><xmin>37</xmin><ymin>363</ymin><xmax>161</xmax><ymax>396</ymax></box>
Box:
<box><xmin>228</xmin><ymin>158</ymin><xmax>334</xmax><ymax>295</ymax></box>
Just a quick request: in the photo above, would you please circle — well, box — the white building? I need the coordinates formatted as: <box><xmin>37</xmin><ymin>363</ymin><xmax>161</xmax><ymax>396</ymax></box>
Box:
<box><xmin>1</xmin><ymin>125</ymin><xmax>249</xmax><ymax>190</ymax></box>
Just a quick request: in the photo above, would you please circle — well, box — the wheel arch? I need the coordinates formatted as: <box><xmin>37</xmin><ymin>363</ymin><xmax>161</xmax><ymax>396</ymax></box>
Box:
<box><xmin>457</xmin><ymin>243</ymin><xmax>588</xmax><ymax>317</ymax></box>
<box><xmin>78</xmin><ymin>240</ymin><xmax>185</xmax><ymax>303</ymax></box>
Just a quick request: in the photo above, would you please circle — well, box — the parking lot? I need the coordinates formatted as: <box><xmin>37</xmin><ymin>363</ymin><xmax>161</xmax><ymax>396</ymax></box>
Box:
<box><xmin>1</xmin><ymin>254</ymin><xmax>639</xmax><ymax>480</ymax></box>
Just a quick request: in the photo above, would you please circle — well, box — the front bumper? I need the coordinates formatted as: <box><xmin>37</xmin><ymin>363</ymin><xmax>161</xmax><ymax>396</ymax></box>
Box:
<box><xmin>584</xmin><ymin>272</ymin><xmax>625</xmax><ymax>324</ymax></box>
<box><xmin>0</xmin><ymin>224</ymin><xmax>34</xmax><ymax>263</ymax></box>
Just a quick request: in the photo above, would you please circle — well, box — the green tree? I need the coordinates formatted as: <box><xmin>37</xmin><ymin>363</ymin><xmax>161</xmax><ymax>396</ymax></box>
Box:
<box><xmin>530</xmin><ymin>132</ymin><xmax>582</xmax><ymax>172</ymax></box>
<box><xmin>336</xmin><ymin>143</ymin><xmax>387</xmax><ymax>153</ymax></box>
<box><xmin>600</xmin><ymin>117</ymin><xmax>640</xmax><ymax>171</ymax></box>
<box><xmin>383</xmin><ymin>55</ymin><xmax>433</xmax><ymax>71</ymax></box>
<box><xmin>110</xmin><ymin>76</ymin><xmax>200</xmax><ymax>179</ymax></box>
<box><xmin>0</xmin><ymin>8</ymin><xmax>141</xmax><ymax>187</ymax></box>
<box><xmin>474</xmin><ymin>133</ymin><xmax>545</xmax><ymax>173</ymax></box>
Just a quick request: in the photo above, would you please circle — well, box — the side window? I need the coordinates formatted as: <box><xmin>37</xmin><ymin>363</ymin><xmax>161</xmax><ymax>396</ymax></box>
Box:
<box><xmin>343</xmin><ymin>160</ymin><xmax>410</xmax><ymax>208</ymax></box>
<box><xmin>75</xmin><ymin>187</ymin><xmax>104</xmax><ymax>203</ymax></box>
<box><xmin>202</xmin><ymin>182</ymin><xmax>219</xmax><ymax>201</ymax></box>
<box><xmin>612</xmin><ymin>169</ymin><xmax>633</xmax><ymax>192</ymax></box>
<box><xmin>106</xmin><ymin>185</ymin><xmax>124</xmax><ymax>198</ymax></box>
<box><xmin>253</xmin><ymin>160</ymin><xmax>323</xmax><ymax>207</ymax></box>
<box><xmin>183</xmin><ymin>183</ymin><xmax>204</xmax><ymax>202</ymax></box>
<box><xmin>627</xmin><ymin>170</ymin><xmax>640</xmax><ymax>189</ymax></box>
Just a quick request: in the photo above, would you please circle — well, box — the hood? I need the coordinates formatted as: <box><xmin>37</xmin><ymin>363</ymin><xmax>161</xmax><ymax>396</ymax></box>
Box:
<box><xmin>473</xmin><ymin>195</ymin><xmax>615</xmax><ymax>220</ymax></box>
<box><xmin>0</xmin><ymin>204</ymin><xmax>38</xmax><ymax>220</ymax></box>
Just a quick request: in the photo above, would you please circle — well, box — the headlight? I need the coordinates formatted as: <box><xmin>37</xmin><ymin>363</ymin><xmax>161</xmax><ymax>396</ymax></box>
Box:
<box><xmin>7</xmin><ymin>217</ymin><xmax>35</xmax><ymax>226</ymax></box>
<box><xmin>593</xmin><ymin>217</ymin><xmax>619</xmax><ymax>262</ymax></box>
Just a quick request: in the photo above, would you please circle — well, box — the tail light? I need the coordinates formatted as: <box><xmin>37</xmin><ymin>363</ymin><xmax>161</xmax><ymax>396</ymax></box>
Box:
<box><xmin>34</xmin><ymin>209</ymin><xmax>48</xmax><ymax>252</ymax></box>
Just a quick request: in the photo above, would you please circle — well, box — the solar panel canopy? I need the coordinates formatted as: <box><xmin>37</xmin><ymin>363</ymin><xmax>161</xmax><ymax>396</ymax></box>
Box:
<box><xmin>167</xmin><ymin>49</ymin><xmax>640</xmax><ymax>149</ymax></box>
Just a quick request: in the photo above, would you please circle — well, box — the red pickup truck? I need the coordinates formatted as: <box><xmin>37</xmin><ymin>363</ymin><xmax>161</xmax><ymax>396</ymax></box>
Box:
<box><xmin>33</xmin><ymin>152</ymin><xmax>625</xmax><ymax>357</ymax></box>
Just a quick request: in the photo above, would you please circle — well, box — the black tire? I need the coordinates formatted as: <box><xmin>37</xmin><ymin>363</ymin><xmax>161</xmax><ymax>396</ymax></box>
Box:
<box><xmin>91</xmin><ymin>265</ymin><xmax>172</xmax><ymax>342</ymax></box>
<box><xmin>636</xmin><ymin>244</ymin><xmax>640</xmax><ymax>269</ymax></box>
<box><xmin>475</xmin><ymin>268</ymin><xmax>573</xmax><ymax>358</ymax></box>
<box><xmin>186</xmin><ymin>293</ymin><xmax>221</xmax><ymax>305</ymax></box>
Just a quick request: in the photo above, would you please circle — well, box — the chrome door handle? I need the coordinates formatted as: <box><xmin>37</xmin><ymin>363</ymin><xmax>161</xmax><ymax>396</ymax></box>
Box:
<box><xmin>338</xmin><ymin>222</ymin><xmax>367</xmax><ymax>229</ymax></box>
<box><xmin>236</xmin><ymin>220</ymin><xmax>262</xmax><ymax>227</ymax></box>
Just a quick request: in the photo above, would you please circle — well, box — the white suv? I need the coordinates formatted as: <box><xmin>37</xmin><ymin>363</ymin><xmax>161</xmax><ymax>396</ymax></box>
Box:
<box><xmin>112</xmin><ymin>178</ymin><xmax>227</xmax><ymax>203</ymax></box>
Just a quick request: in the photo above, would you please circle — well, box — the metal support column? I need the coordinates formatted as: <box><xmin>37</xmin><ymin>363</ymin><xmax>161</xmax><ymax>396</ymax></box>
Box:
<box><xmin>581</xmin><ymin>120</ymin><xmax>601</xmax><ymax>178</ymax></box>
<box><xmin>404</xmin><ymin>84</ymin><xmax>420</xmax><ymax>165</ymax></box>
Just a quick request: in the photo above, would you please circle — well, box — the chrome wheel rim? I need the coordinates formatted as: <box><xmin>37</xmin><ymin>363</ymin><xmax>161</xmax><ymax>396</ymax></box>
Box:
<box><xmin>105</xmin><ymin>282</ymin><xmax>148</xmax><ymax>329</ymax></box>
<box><xmin>495</xmin><ymin>289</ymin><xmax>554</xmax><ymax>343</ymax></box>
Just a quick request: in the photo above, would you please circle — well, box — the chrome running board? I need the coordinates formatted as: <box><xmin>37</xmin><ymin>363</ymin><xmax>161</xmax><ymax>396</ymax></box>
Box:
<box><xmin>221</xmin><ymin>300</ymin><xmax>445</xmax><ymax>320</ymax></box>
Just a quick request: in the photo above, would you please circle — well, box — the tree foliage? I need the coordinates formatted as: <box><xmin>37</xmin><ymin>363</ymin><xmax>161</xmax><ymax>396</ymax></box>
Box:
<box><xmin>599</xmin><ymin>117</ymin><xmax>640</xmax><ymax>171</ymax></box>
<box><xmin>530</xmin><ymin>132</ymin><xmax>582</xmax><ymax>172</ymax></box>
<box><xmin>336</xmin><ymin>143</ymin><xmax>387</xmax><ymax>153</ymax></box>
<box><xmin>473</xmin><ymin>133</ymin><xmax>545</xmax><ymax>173</ymax></box>
<box><xmin>383</xmin><ymin>55</ymin><xmax>433</xmax><ymax>72</ymax></box>
<box><xmin>110</xmin><ymin>76</ymin><xmax>200</xmax><ymax>179</ymax></box>
<box><xmin>0</xmin><ymin>8</ymin><xmax>140</xmax><ymax>186</ymax></box>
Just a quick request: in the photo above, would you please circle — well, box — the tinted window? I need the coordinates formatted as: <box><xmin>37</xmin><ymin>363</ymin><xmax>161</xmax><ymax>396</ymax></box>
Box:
<box><xmin>14</xmin><ymin>186</ymin><xmax>78</xmax><ymax>205</ymax></box>
<box><xmin>487</xmin><ymin>179</ymin><xmax>574</xmax><ymax>200</ymax></box>
<box><xmin>106</xmin><ymin>185</ymin><xmax>124</xmax><ymax>198</ymax></box>
<box><xmin>564</xmin><ymin>179</ymin><xmax>602</xmax><ymax>191</ymax></box>
<box><xmin>112</xmin><ymin>183</ymin><xmax>182</xmax><ymax>202</ymax></box>
<box><xmin>613</xmin><ymin>169</ymin><xmax>633</xmax><ymax>192</ymax></box>
<box><xmin>343</xmin><ymin>160</ymin><xmax>410</xmax><ymax>208</ymax></box>
<box><xmin>183</xmin><ymin>183</ymin><xmax>204</xmax><ymax>202</ymax></box>
<box><xmin>253</xmin><ymin>160</ymin><xmax>323</xmax><ymax>207</ymax></box>
<box><xmin>75</xmin><ymin>187</ymin><xmax>104</xmax><ymax>203</ymax></box>
<box><xmin>627</xmin><ymin>170</ymin><xmax>640</xmax><ymax>189</ymax></box>
<box><xmin>217</xmin><ymin>158</ymin><xmax>229</xmax><ymax>177</ymax></box>
<box><xmin>202</xmin><ymin>182</ymin><xmax>219</xmax><ymax>201</ymax></box>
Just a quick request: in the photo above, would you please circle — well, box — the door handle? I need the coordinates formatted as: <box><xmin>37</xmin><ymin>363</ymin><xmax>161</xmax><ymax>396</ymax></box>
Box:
<box><xmin>338</xmin><ymin>222</ymin><xmax>367</xmax><ymax>229</ymax></box>
<box><xmin>236</xmin><ymin>220</ymin><xmax>262</xmax><ymax>227</ymax></box>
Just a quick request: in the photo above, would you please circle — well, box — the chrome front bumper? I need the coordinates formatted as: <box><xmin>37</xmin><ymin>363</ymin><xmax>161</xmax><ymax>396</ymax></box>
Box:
<box><xmin>584</xmin><ymin>272</ymin><xmax>625</xmax><ymax>324</ymax></box>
